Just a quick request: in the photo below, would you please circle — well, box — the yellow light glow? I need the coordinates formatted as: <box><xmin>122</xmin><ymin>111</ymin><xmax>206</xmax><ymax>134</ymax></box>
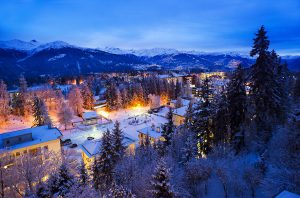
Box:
<box><xmin>97</xmin><ymin>109</ymin><xmax>110</xmax><ymax>118</ymax></box>
<box><xmin>131</xmin><ymin>103</ymin><xmax>142</xmax><ymax>110</ymax></box>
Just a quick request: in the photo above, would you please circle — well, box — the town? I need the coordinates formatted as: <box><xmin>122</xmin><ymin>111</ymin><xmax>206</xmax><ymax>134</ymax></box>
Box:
<box><xmin>0</xmin><ymin>0</ymin><xmax>300</xmax><ymax>197</ymax></box>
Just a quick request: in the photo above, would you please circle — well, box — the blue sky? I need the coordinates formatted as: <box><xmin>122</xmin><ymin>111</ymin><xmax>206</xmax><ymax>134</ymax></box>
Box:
<box><xmin>0</xmin><ymin>0</ymin><xmax>299</xmax><ymax>54</ymax></box>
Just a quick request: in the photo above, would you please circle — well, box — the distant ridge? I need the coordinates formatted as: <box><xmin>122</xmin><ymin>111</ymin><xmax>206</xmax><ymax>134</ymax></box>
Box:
<box><xmin>0</xmin><ymin>39</ymin><xmax>299</xmax><ymax>84</ymax></box>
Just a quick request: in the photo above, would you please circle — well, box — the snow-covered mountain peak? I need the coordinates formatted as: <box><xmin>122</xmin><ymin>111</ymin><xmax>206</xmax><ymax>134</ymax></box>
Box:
<box><xmin>32</xmin><ymin>41</ymin><xmax>73</xmax><ymax>52</ymax></box>
<box><xmin>0</xmin><ymin>39</ymin><xmax>41</xmax><ymax>51</ymax></box>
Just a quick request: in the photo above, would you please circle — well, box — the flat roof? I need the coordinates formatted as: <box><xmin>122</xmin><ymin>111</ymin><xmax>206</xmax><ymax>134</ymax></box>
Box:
<box><xmin>0</xmin><ymin>125</ymin><xmax>62</xmax><ymax>151</ymax></box>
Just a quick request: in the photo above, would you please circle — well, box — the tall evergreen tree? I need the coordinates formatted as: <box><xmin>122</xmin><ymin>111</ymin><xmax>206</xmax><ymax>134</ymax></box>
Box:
<box><xmin>273</xmin><ymin>55</ymin><xmax>291</xmax><ymax>124</ymax></box>
<box><xmin>184</xmin><ymin>101</ymin><xmax>193</xmax><ymax>130</ymax></box>
<box><xmin>191</xmin><ymin>77</ymin><xmax>214</xmax><ymax>157</ymax></box>
<box><xmin>12</xmin><ymin>75</ymin><xmax>30</xmax><ymax>116</ymax></box>
<box><xmin>79</xmin><ymin>161</ymin><xmax>88</xmax><ymax>186</ymax></box>
<box><xmin>212</xmin><ymin>92</ymin><xmax>229</xmax><ymax>145</ymax></box>
<box><xmin>161</xmin><ymin>108</ymin><xmax>175</xmax><ymax>148</ymax></box>
<box><xmin>93</xmin><ymin>129</ymin><xmax>114</xmax><ymax>191</ymax></box>
<box><xmin>226</xmin><ymin>64</ymin><xmax>247</xmax><ymax>151</ymax></box>
<box><xmin>112</xmin><ymin>120</ymin><xmax>126</xmax><ymax>162</ymax></box>
<box><xmin>249</xmin><ymin>26</ymin><xmax>281</xmax><ymax>141</ymax></box>
<box><xmin>81</xmin><ymin>83</ymin><xmax>94</xmax><ymax>110</ymax></box>
<box><xmin>47</xmin><ymin>163</ymin><xmax>75</xmax><ymax>197</ymax></box>
<box><xmin>105</xmin><ymin>82</ymin><xmax>118</xmax><ymax>111</ymax></box>
<box><xmin>181</xmin><ymin>134</ymin><xmax>197</xmax><ymax>165</ymax></box>
<box><xmin>150</xmin><ymin>159</ymin><xmax>174</xmax><ymax>198</ymax></box>
<box><xmin>0</xmin><ymin>80</ymin><xmax>10</xmax><ymax>124</ymax></box>
<box><xmin>175</xmin><ymin>81</ymin><xmax>182</xmax><ymax>99</ymax></box>
<box><xmin>32</xmin><ymin>96</ymin><xmax>51</xmax><ymax>127</ymax></box>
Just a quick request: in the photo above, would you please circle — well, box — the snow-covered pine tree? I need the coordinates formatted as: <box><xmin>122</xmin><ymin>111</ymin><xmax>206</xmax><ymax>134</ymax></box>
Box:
<box><xmin>150</xmin><ymin>159</ymin><xmax>174</xmax><ymax>198</ymax></box>
<box><xmin>68</xmin><ymin>86</ymin><xmax>83</xmax><ymax>116</ymax></box>
<box><xmin>108</xmin><ymin>183</ymin><xmax>136</xmax><ymax>198</ymax></box>
<box><xmin>112</xmin><ymin>120</ymin><xmax>126</xmax><ymax>162</ymax></box>
<box><xmin>161</xmin><ymin>108</ymin><xmax>174</xmax><ymax>148</ymax></box>
<box><xmin>272</xmin><ymin>52</ymin><xmax>291</xmax><ymax>124</ymax></box>
<box><xmin>32</xmin><ymin>96</ymin><xmax>51</xmax><ymax>127</ymax></box>
<box><xmin>81</xmin><ymin>83</ymin><xmax>94</xmax><ymax>110</ymax></box>
<box><xmin>105</xmin><ymin>82</ymin><xmax>118</xmax><ymax>111</ymax></box>
<box><xmin>79</xmin><ymin>161</ymin><xmax>88</xmax><ymax>186</ymax></box>
<box><xmin>12</xmin><ymin>75</ymin><xmax>30</xmax><ymax>116</ymax></box>
<box><xmin>191</xmin><ymin>77</ymin><xmax>214</xmax><ymax>158</ymax></box>
<box><xmin>58</xmin><ymin>102</ymin><xmax>74</xmax><ymax>130</ymax></box>
<box><xmin>226</xmin><ymin>64</ymin><xmax>247</xmax><ymax>151</ymax></box>
<box><xmin>47</xmin><ymin>163</ymin><xmax>75</xmax><ymax>197</ymax></box>
<box><xmin>175</xmin><ymin>81</ymin><xmax>182</xmax><ymax>98</ymax></box>
<box><xmin>135</xmin><ymin>83</ymin><xmax>144</xmax><ymax>104</ymax></box>
<box><xmin>92</xmin><ymin>129</ymin><xmax>115</xmax><ymax>191</ymax></box>
<box><xmin>212</xmin><ymin>92</ymin><xmax>229</xmax><ymax>145</ymax></box>
<box><xmin>249</xmin><ymin>26</ymin><xmax>281</xmax><ymax>141</ymax></box>
<box><xmin>116</xmin><ymin>88</ymin><xmax>122</xmax><ymax>110</ymax></box>
<box><xmin>169</xmin><ymin>80</ymin><xmax>176</xmax><ymax>100</ymax></box>
<box><xmin>120</xmin><ymin>88</ymin><xmax>129</xmax><ymax>108</ymax></box>
<box><xmin>184</xmin><ymin>101</ymin><xmax>193</xmax><ymax>130</ymax></box>
<box><xmin>0</xmin><ymin>80</ymin><xmax>10</xmax><ymax>125</ymax></box>
<box><xmin>181</xmin><ymin>134</ymin><xmax>197</xmax><ymax>165</ymax></box>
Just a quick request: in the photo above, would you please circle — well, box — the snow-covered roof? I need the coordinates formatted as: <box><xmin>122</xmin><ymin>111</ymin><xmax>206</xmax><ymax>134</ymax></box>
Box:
<box><xmin>173</xmin><ymin>106</ymin><xmax>188</xmax><ymax>117</ymax></box>
<box><xmin>137</xmin><ymin>125</ymin><xmax>163</xmax><ymax>139</ymax></box>
<box><xmin>82</xmin><ymin>111</ymin><xmax>99</xmax><ymax>120</ymax></box>
<box><xmin>0</xmin><ymin>126</ymin><xmax>62</xmax><ymax>151</ymax></box>
<box><xmin>81</xmin><ymin>136</ymin><xmax>136</xmax><ymax>158</ymax></box>
<box><xmin>275</xmin><ymin>191</ymin><xmax>300</xmax><ymax>198</ymax></box>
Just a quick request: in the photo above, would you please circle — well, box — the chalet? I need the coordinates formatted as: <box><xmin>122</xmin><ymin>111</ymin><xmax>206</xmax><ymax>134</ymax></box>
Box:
<box><xmin>0</xmin><ymin>125</ymin><xmax>62</xmax><ymax>168</ymax></box>
<box><xmin>81</xmin><ymin>136</ymin><xmax>136</xmax><ymax>170</ymax></box>
<box><xmin>82</xmin><ymin>111</ymin><xmax>100</xmax><ymax>125</ymax></box>
<box><xmin>137</xmin><ymin>124</ymin><xmax>165</xmax><ymax>145</ymax></box>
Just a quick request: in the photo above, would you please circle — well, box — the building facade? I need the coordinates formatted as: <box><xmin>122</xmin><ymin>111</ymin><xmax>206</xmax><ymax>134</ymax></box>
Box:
<box><xmin>0</xmin><ymin>125</ymin><xmax>62</xmax><ymax>168</ymax></box>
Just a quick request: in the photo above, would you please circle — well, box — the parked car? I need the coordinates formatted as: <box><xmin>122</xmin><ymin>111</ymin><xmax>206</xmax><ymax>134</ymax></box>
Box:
<box><xmin>61</xmin><ymin>139</ymin><xmax>72</xmax><ymax>146</ymax></box>
<box><xmin>87</xmin><ymin>137</ymin><xmax>94</xmax><ymax>140</ymax></box>
<box><xmin>69</xmin><ymin>143</ymin><xmax>78</xmax><ymax>148</ymax></box>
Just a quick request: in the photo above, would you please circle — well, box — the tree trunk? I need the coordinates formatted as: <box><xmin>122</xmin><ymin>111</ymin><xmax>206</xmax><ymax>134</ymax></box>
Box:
<box><xmin>222</xmin><ymin>183</ymin><xmax>228</xmax><ymax>198</ymax></box>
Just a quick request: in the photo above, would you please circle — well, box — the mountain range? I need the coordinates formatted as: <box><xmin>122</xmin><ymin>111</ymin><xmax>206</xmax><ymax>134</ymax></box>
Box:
<box><xmin>0</xmin><ymin>39</ymin><xmax>299</xmax><ymax>83</ymax></box>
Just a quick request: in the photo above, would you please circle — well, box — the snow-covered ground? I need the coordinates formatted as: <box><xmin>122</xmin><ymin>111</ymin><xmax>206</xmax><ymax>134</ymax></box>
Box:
<box><xmin>62</xmin><ymin>105</ymin><xmax>168</xmax><ymax>157</ymax></box>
